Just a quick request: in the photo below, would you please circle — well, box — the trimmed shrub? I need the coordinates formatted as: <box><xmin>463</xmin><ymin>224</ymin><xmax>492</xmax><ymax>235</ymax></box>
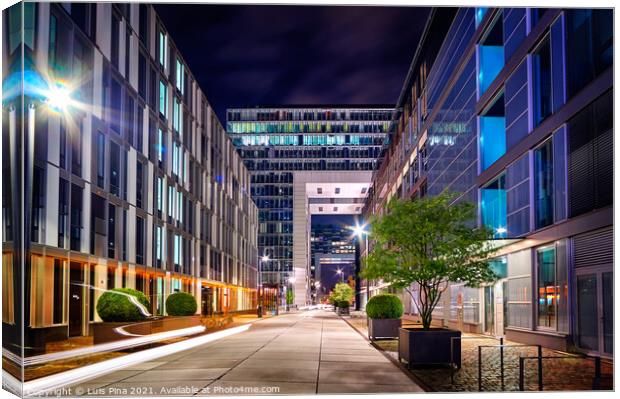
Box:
<box><xmin>96</xmin><ymin>288</ymin><xmax>151</xmax><ymax>322</ymax></box>
<box><xmin>366</xmin><ymin>294</ymin><xmax>404</xmax><ymax>319</ymax></box>
<box><xmin>337</xmin><ymin>300</ymin><xmax>350</xmax><ymax>309</ymax></box>
<box><xmin>166</xmin><ymin>292</ymin><xmax>197</xmax><ymax>316</ymax></box>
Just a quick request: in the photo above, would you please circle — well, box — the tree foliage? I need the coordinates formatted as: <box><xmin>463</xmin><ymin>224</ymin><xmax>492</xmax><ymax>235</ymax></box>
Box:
<box><xmin>361</xmin><ymin>192</ymin><xmax>497</xmax><ymax>329</ymax></box>
<box><xmin>286</xmin><ymin>289</ymin><xmax>294</xmax><ymax>305</ymax></box>
<box><xmin>332</xmin><ymin>282</ymin><xmax>354</xmax><ymax>304</ymax></box>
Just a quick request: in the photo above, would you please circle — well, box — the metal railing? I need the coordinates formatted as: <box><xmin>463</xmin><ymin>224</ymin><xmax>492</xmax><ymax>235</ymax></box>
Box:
<box><xmin>476</xmin><ymin>344</ymin><xmax>542</xmax><ymax>391</ymax></box>
<box><xmin>449</xmin><ymin>335</ymin><xmax>502</xmax><ymax>386</ymax></box>
<box><xmin>518</xmin><ymin>354</ymin><xmax>609</xmax><ymax>391</ymax></box>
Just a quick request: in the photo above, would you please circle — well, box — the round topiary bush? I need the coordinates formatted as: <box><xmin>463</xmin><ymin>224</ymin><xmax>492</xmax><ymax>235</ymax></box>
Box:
<box><xmin>366</xmin><ymin>294</ymin><xmax>404</xmax><ymax>319</ymax></box>
<box><xmin>96</xmin><ymin>288</ymin><xmax>151</xmax><ymax>322</ymax></box>
<box><xmin>338</xmin><ymin>300</ymin><xmax>350</xmax><ymax>309</ymax></box>
<box><xmin>166</xmin><ymin>292</ymin><xmax>197</xmax><ymax>316</ymax></box>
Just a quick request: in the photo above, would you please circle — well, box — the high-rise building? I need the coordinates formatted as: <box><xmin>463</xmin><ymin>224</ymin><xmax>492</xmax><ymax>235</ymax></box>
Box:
<box><xmin>365</xmin><ymin>7</ymin><xmax>613</xmax><ymax>356</ymax></box>
<box><xmin>227</xmin><ymin>106</ymin><xmax>391</xmax><ymax>305</ymax></box>
<box><xmin>2</xmin><ymin>3</ymin><xmax>259</xmax><ymax>355</ymax></box>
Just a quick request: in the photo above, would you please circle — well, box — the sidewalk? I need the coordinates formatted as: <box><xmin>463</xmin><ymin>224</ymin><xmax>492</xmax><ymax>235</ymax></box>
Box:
<box><xmin>346</xmin><ymin>312</ymin><xmax>613</xmax><ymax>392</ymax></box>
<box><xmin>64</xmin><ymin>309</ymin><xmax>424</xmax><ymax>395</ymax></box>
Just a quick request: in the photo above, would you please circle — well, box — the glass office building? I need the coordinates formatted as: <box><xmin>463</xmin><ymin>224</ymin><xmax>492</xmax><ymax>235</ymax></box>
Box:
<box><xmin>2</xmin><ymin>3</ymin><xmax>259</xmax><ymax>359</ymax></box>
<box><xmin>366</xmin><ymin>7</ymin><xmax>612</xmax><ymax>356</ymax></box>
<box><xmin>227</xmin><ymin>106</ymin><xmax>391</xmax><ymax>303</ymax></box>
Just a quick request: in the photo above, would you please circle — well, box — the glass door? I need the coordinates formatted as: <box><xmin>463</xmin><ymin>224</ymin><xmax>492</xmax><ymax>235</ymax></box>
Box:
<box><xmin>576</xmin><ymin>269</ymin><xmax>613</xmax><ymax>357</ymax></box>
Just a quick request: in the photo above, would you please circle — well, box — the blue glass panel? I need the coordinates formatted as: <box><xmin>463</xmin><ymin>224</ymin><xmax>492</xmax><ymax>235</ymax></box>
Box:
<box><xmin>480</xmin><ymin>116</ymin><xmax>506</xmax><ymax>170</ymax></box>
<box><xmin>551</xmin><ymin>15</ymin><xmax>566</xmax><ymax>112</ymax></box>
<box><xmin>475</xmin><ymin>7</ymin><xmax>488</xmax><ymax>27</ymax></box>
<box><xmin>481</xmin><ymin>183</ymin><xmax>507</xmax><ymax>238</ymax></box>
<box><xmin>478</xmin><ymin>45</ymin><xmax>504</xmax><ymax>95</ymax></box>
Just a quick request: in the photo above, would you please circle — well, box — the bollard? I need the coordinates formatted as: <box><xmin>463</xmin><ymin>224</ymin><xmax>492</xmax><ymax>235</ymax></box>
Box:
<box><xmin>519</xmin><ymin>357</ymin><xmax>525</xmax><ymax>391</ymax></box>
<box><xmin>478</xmin><ymin>346</ymin><xmax>482</xmax><ymax>391</ymax></box>
<box><xmin>500</xmin><ymin>337</ymin><xmax>504</xmax><ymax>391</ymax></box>
<box><xmin>537</xmin><ymin>345</ymin><xmax>543</xmax><ymax>391</ymax></box>
<box><xmin>593</xmin><ymin>356</ymin><xmax>601</xmax><ymax>389</ymax></box>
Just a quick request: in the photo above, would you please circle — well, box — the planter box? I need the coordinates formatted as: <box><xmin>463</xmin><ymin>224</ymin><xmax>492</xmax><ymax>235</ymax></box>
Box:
<box><xmin>398</xmin><ymin>327</ymin><xmax>461</xmax><ymax>368</ymax></box>
<box><xmin>368</xmin><ymin>318</ymin><xmax>401</xmax><ymax>340</ymax></box>
<box><xmin>93</xmin><ymin>315</ymin><xmax>202</xmax><ymax>345</ymax></box>
<box><xmin>337</xmin><ymin>307</ymin><xmax>350</xmax><ymax>315</ymax></box>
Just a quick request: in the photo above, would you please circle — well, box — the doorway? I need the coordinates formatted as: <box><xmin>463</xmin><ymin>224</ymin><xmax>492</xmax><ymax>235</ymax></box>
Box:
<box><xmin>576</xmin><ymin>268</ymin><xmax>613</xmax><ymax>357</ymax></box>
<box><xmin>201</xmin><ymin>286</ymin><xmax>213</xmax><ymax>316</ymax></box>
<box><xmin>69</xmin><ymin>262</ymin><xmax>84</xmax><ymax>337</ymax></box>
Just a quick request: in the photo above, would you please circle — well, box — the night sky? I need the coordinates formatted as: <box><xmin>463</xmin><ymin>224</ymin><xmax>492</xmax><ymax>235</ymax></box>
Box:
<box><xmin>154</xmin><ymin>4</ymin><xmax>431</xmax><ymax>122</ymax></box>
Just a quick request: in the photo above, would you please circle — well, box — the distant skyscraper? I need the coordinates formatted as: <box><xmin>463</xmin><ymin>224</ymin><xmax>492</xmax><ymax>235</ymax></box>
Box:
<box><xmin>227</xmin><ymin>106</ymin><xmax>392</xmax><ymax>305</ymax></box>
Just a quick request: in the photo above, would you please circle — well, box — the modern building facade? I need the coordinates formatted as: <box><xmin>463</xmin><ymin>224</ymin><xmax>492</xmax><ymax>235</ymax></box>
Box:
<box><xmin>2</xmin><ymin>2</ymin><xmax>259</xmax><ymax>355</ymax></box>
<box><xmin>366</xmin><ymin>7</ymin><xmax>613</xmax><ymax>356</ymax></box>
<box><xmin>227</xmin><ymin>106</ymin><xmax>391</xmax><ymax>305</ymax></box>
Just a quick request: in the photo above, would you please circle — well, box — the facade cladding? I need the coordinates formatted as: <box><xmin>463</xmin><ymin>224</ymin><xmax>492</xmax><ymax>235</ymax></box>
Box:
<box><xmin>2</xmin><ymin>3</ymin><xmax>259</xmax><ymax>354</ymax></box>
<box><xmin>366</xmin><ymin>7</ymin><xmax>612</xmax><ymax>355</ymax></box>
<box><xmin>227</xmin><ymin>106</ymin><xmax>390</xmax><ymax>293</ymax></box>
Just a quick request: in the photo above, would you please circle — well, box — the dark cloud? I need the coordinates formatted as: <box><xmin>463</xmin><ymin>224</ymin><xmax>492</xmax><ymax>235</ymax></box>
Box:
<box><xmin>155</xmin><ymin>4</ymin><xmax>430</xmax><ymax>122</ymax></box>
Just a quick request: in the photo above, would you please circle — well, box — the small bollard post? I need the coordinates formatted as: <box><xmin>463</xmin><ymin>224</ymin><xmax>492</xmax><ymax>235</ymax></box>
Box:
<box><xmin>500</xmin><ymin>337</ymin><xmax>504</xmax><ymax>391</ymax></box>
<box><xmin>537</xmin><ymin>345</ymin><xmax>543</xmax><ymax>391</ymax></box>
<box><xmin>518</xmin><ymin>357</ymin><xmax>525</xmax><ymax>391</ymax></box>
<box><xmin>478</xmin><ymin>346</ymin><xmax>482</xmax><ymax>391</ymax></box>
<box><xmin>593</xmin><ymin>356</ymin><xmax>601</xmax><ymax>389</ymax></box>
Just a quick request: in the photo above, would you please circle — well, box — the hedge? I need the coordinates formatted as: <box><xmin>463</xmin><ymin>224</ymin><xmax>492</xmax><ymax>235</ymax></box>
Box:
<box><xmin>365</xmin><ymin>294</ymin><xmax>403</xmax><ymax>319</ymax></box>
<box><xmin>96</xmin><ymin>288</ymin><xmax>151</xmax><ymax>322</ymax></box>
<box><xmin>166</xmin><ymin>292</ymin><xmax>197</xmax><ymax>316</ymax></box>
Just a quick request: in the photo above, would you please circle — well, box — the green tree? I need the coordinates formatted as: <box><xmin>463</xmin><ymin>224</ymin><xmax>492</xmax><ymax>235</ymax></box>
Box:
<box><xmin>286</xmin><ymin>289</ymin><xmax>294</xmax><ymax>306</ymax></box>
<box><xmin>361</xmin><ymin>192</ymin><xmax>497</xmax><ymax>329</ymax></box>
<box><xmin>332</xmin><ymin>282</ymin><xmax>354</xmax><ymax>304</ymax></box>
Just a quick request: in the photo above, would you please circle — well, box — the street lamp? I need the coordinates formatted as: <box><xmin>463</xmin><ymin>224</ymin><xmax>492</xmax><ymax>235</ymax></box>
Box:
<box><xmin>336</xmin><ymin>268</ymin><xmax>344</xmax><ymax>283</ymax></box>
<box><xmin>350</xmin><ymin>223</ymin><xmax>369</xmax><ymax>311</ymax></box>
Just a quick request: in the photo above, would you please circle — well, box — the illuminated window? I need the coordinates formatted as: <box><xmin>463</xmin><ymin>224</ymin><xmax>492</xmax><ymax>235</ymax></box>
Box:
<box><xmin>159</xmin><ymin>80</ymin><xmax>167</xmax><ymax>118</ymax></box>
<box><xmin>532</xmin><ymin>36</ymin><xmax>552</xmax><ymax>127</ymax></box>
<box><xmin>480</xmin><ymin>174</ymin><xmax>506</xmax><ymax>238</ymax></box>
<box><xmin>477</xmin><ymin>18</ymin><xmax>504</xmax><ymax>96</ymax></box>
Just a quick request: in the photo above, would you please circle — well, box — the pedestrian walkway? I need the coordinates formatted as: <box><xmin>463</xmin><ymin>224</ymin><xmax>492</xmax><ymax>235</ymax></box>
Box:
<box><xmin>66</xmin><ymin>310</ymin><xmax>424</xmax><ymax>395</ymax></box>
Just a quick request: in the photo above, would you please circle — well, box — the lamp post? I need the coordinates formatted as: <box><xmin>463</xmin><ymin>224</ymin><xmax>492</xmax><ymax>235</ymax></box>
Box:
<box><xmin>352</xmin><ymin>224</ymin><xmax>369</xmax><ymax>311</ymax></box>
<box><xmin>258</xmin><ymin>255</ymin><xmax>269</xmax><ymax>317</ymax></box>
<box><xmin>336</xmin><ymin>268</ymin><xmax>344</xmax><ymax>283</ymax></box>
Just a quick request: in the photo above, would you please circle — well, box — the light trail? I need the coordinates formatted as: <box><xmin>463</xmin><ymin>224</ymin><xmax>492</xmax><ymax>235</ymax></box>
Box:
<box><xmin>22</xmin><ymin>323</ymin><xmax>252</xmax><ymax>396</ymax></box>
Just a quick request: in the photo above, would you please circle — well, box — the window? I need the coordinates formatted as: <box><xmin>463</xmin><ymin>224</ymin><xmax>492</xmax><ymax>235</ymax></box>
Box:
<box><xmin>158</xmin><ymin>30</ymin><xmax>167</xmax><ymax>67</ymax></box>
<box><xmin>31</xmin><ymin>167</ymin><xmax>45</xmax><ymax>243</ymax></box>
<box><xmin>156</xmin><ymin>177</ymin><xmax>164</xmax><ymax>213</ymax></box>
<box><xmin>111</xmin><ymin>13</ymin><xmax>120</xmax><ymax>69</ymax></box>
<box><xmin>125</xmin><ymin>95</ymin><xmax>135</xmax><ymax>145</ymax></box>
<box><xmin>157</xmin><ymin>128</ymin><xmax>164</xmax><ymax>165</ymax></box>
<box><xmin>532</xmin><ymin>37</ymin><xmax>552</xmax><ymax>127</ymax></box>
<box><xmin>159</xmin><ymin>80</ymin><xmax>167</xmax><ymax>118</ymax></box>
<box><xmin>108</xmin><ymin>204</ymin><xmax>116</xmax><ymax>258</ymax></box>
<box><xmin>58</xmin><ymin>179</ymin><xmax>68</xmax><ymax>248</ymax></box>
<box><xmin>479</xmin><ymin>93</ymin><xmax>506</xmax><ymax>170</ymax></box>
<box><xmin>480</xmin><ymin>174</ymin><xmax>507</xmax><ymax>238</ymax></box>
<box><xmin>477</xmin><ymin>17</ymin><xmax>504</xmax><ymax>96</ymax></box>
<box><xmin>96</xmin><ymin>132</ymin><xmax>105</xmax><ymax>188</ymax></box>
<box><xmin>335</xmin><ymin>187</ymin><xmax>340</xmax><ymax>194</ymax></box>
<box><xmin>139</xmin><ymin>4</ymin><xmax>149</xmax><ymax>45</ymax></box>
<box><xmin>176</xmin><ymin>58</ymin><xmax>185</xmax><ymax>94</ymax></box>
<box><xmin>70</xmin><ymin>184</ymin><xmax>83</xmax><ymax>251</ymax></box>
<box><xmin>71</xmin><ymin>122</ymin><xmax>82</xmax><ymax>176</ymax></box>
<box><xmin>53</xmin><ymin>259</ymin><xmax>64</xmax><ymax>324</ymax></box>
<box><xmin>136</xmin><ymin>217</ymin><xmax>144</xmax><ymax>264</ymax></box>
<box><xmin>534</xmin><ymin>140</ymin><xmax>553</xmax><ymax>229</ymax></box>
<box><xmin>536</xmin><ymin>246</ymin><xmax>566</xmax><ymax>329</ymax></box>
<box><xmin>155</xmin><ymin>226</ymin><xmax>163</xmax><ymax>267</ymax></box>
<box><xmin>506</xmin><ymin>250</ymin><xmax>532</xmax><ymax>328</ymax></box>
<box><xmin>566</xmin><ymin>10</ymin><xmax>613</xmax><ymax>98</ymax></box>
<box><xmin>136</xmin><ymin>161</ymin><xmax>144</xmax><ymax>209</ymax></box>
<box><xmin>109</xmin><ymin>141</ymin><xmax>120</xmax><ymax>196</ymax></box>
<box><xmin>138</xmin><ymin>52</ymin><xmax>147</xmax><ymax>99</ymax></box>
